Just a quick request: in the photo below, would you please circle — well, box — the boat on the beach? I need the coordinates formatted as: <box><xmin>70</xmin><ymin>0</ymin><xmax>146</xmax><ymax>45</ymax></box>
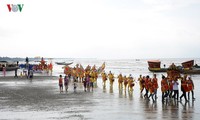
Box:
<box><xmin>181</xmin><ymin>68</ymin><xmax>200</xmax><ymax>74</ymax></box>
<box><xmin>147</xmin><ymin>60</ymin><xmax>167</xmax><ymax>72</ymax></box>
<box><xmin>55</xmin><ymin>62</ymin><xmax>73</xmax><ymax>66</ymax></box>
<box><xmin>179</xmin><ymin>60</ymin><xmax>200</xmax><ymax>74</ymax></box>
<box><xmin>148</xmin><ymin>60</ymin><xmax>200</xmax><ymax>74</ymax></box>
<box><xmin>0</xmin><ymin>61</ymin><xmax>19</xmax><ymax>71</ymax></box>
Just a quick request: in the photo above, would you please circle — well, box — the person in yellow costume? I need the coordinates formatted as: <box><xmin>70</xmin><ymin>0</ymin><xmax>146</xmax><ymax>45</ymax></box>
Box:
<box><xmin>93</xmin><ymin>70</ymin><xmax>98</xmax><ymax>88</ymax></box>
<box><xmin>123</xmin><ymin>75</ymin><xmax>128</xmax><ymax>92</ymax></box>
<box><xmin>72</xmin><ymin>67</ymin><xmax>77</xmax><ymax>79</ymax></box>
<box><xmin>79</xmin><ymin>72</ymin><xmax>85</xmax><ymax>82</ymax></box>
<box><xmin>85</xmin><ymin>70</ymin><xmax>90</xmax><ymax>78</ymax></box>
<box><xmin>108</xmin><ymin>71</ymin><xmax>114</xmax><ymax>87</ymax></box>
<box><xmin>138</xmin><ymin>75</ymin><xmax>145</xmax><ymax>93</ymax></box>
<box><xmin>118</xmin><ymin>73</ymin><xmax>123</xmax><ymax>90</ymax></box>
<box><xmin>89</xmin><ymin>71</ymin><xmax>96</xmax><ymax>91</ymax></box>
<box><xmin>101</xmin><ymin>72</ymin><xmax>108</xmax><ymax>88</ymax></box>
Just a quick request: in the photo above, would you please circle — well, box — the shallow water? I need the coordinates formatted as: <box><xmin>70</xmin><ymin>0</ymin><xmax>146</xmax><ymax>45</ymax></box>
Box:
<box><xmin>0</xmin><ymin>58</ymin><xmax>200</xmax><ymax>119</ymax></box>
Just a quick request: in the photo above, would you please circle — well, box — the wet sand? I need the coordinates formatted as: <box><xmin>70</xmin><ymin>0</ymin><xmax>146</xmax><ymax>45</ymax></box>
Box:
<box><xmin>0</xmin><ymin>77</ymin><xmax>92</xmax><ymax>120</ymax></box>
<box><xmin>0</xmin><ymin>77</ymin><xmax>200</xmax><ymax>120</ymax></box>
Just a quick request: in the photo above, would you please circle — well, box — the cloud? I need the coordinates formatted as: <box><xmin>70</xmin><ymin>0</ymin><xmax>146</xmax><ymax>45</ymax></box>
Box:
<box><xmin>0</xmin><ymin>0</ymin><xmax>200</xmax><ymax>58</ymax></box>
<box><xmin>141</xmin><ymin>0</ymin><xmax>200</xmax><ymax>12</ymax></box>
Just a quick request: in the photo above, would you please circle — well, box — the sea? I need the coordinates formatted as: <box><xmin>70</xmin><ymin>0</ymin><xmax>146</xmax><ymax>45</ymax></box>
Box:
<box><xmin>0</xmin><ymin>58</ymin><xmax>200</xmax><ymax>120</ymax></box>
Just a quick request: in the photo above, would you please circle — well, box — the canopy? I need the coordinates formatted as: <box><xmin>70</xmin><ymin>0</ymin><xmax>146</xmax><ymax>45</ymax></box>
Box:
<box><xmin>182</xmin><ymin>60</ymin><xmax>194</xmax><ymax>68</ymax></box>
<box><xmin>147</xmin><ymin>60</ymin><xmax>161</xmax><ymax>68</ymax></box>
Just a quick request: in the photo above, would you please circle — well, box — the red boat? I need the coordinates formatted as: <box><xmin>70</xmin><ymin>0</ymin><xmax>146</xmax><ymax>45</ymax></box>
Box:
<box><xmin>182</xmin><ymin>60</ymin><xmax>194</xmax><ymax>68</ymax></box>
<box><xmin>147</xmin><ymin>60</ymin><xmax>167</xmax><ymax>72</ymax></box>
<box><xmin>180</xmin><ymin>60</ymin><xmax>200</xmax><ymax>74</ymax></box>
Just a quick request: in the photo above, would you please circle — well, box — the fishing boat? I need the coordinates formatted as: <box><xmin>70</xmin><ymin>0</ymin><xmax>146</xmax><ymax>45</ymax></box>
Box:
<box><xmin>0</xmin><ymin>61</ymin><xmax>19</xmax><ymax>71</ymax></box>
<box><xmin>147</xmin><ymin>60</ymin><xmax>167</xmax><ymax>72</ymax></box>
<box><xmin>182</xmin><ymin>60</ymin><xmax>194</xmax><ymax>68</ymax></box>
<box><xmin>180</xmin><ymin>60</ymin><xmax>200</xmax><ymax>74</ymax></box>
<box><xmin>55</xmin><ymin>62</ymin><xmax>73</xmax><ymax>66</ymax></box>
<box><xmin>148</xmin><ymin>60</ymin><xmax>200</xmax><ymax>74</ymax></box>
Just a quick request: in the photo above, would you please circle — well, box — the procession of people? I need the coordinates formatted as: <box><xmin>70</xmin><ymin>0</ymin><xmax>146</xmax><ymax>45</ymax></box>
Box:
<box><xmin>58</xmin><ymin>63</ymin><xmax>195</xmax><ymax>104</ymax></box>
<box><xmin>0</xmin><ymin>58</ymin><xmax>195</xmax><ymax>104</ymax></box>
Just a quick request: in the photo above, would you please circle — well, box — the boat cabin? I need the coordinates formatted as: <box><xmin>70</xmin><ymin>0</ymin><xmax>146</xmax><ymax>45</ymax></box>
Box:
<box><xmin>181</xmin><ymin>60</ymin><xmax>194</xmax><ymax>69</ymax></box>
<box><xmin>148</xmin><ymin>60</ymin><xmax>161</xmax><ymax>69</ymax></box>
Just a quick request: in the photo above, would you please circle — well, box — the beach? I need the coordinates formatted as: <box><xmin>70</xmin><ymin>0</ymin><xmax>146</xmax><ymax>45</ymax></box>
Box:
<box><xmin>1</xmin><ymin>58</ymin><xmax>200</xmax><ymax>120</ymax></box>
<box><xmin>0</xmin><ymin>77</ymin><xmax>199</xmax><ymax>120</ymax></box>
<box><xmin>0</xmin><ymin>76</ymin><xmax>92</xmax><ymax>120</ymax></box>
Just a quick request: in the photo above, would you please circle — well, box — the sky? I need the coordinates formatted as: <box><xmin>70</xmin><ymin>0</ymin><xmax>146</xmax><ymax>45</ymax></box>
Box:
<box><xmin>0</xmin><ymin>0</ymin><xmax>200</xmax><ymax>59</ymax></box>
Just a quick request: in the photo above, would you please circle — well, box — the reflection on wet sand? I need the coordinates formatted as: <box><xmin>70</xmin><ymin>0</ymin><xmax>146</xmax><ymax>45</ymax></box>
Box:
<box><xmin>161</xmin><ymin>98</ymin><xmax>196</xmax><ymax>119</ymax></box>
<box><xmin>128</xmin><ymin>91</ymin><xmax>133</xmax><ymax>100</ymax></box>
<box><xmin>103</xmin><ymin>85</ymin><xmax>106</xmax><ymax>93</ymax></box>
<box><xmin>162</xmin><ymin>101</ymin><xmax>179</xmax><ymax>119</ymax></box>
<box><xmin>118</xmin><ymin>89</ymin><xmax>123</xmax><ymax>98</ymax></box>
<box><xmin>109</xmin><ymin>86</ymin><xmax>113</xmax><ymax>93</ymax></box>
<box><xmin>119</xmin><ymin>90</ymin><xmax>198</xmax><ymax>120</ymax></box>
<box><xmin>124</xmin><ymin>91</ymin><xmax>127</xmax><ymax>98</ymax></box>
<box><xmin>117</xmin><ymin>89</ymin><xmax>134</xmax><ymax>100</ymax></box>
<box><xmin>180</xmin><ymin>101</ymin><xmax>195</xmax><ymax>119</ymax></box>
<box><xmin>142</xmin><ymin>99</ymin><xmax>158</xmax><ymax>119</ymax></box>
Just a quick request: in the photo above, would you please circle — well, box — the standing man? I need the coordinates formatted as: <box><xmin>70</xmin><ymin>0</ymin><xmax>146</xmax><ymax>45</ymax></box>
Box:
<box><xmin>14</xmin><ymin>69</ymin><xmax>18</xmax><ymax>78</ymax></box>
<box><xmin>180</xmin><ymin>75</ymin><xmax>188</xmax><ymax>102</ymax></box>
<box><xmin>152</xmin><ymin>74</ymin><xmax>158</xmax><ymax>100</ymax></box>
<box><xmin>64</xmin><ymin>75</ymin><xmax>69</xmax><ymax>92</ymax></box>
<box><xmin>172</xmin><ymin>77</ymin><xmax>179</xmax><ymax>101</ymax></box>
<box><xmin>14</xmin><ymin>61</ymin><xmax>19</xmax><ymax>78</ymax></box>
<box><xmin>3</xmin><ymin>65</ymin><xmax>6</xmax><ymax>77</ymax></box>
<box><xmin>59</xmin><ymin>75</ymin><xmax>63</xmax><ymax>93</ymax></box>
<box><xmin>144</xmin><ymin>75</ymin><xmax>150</xmax><ymax>98</ymax></box>
<box><xmin>187</xmin><ymin>77</ymin><xmax>195</xmax><ymax>100</ymax></box>
<box><xmin>25</xmin><ymin>57</ymin><xmax>29</xmax><ymax>69</ymax></box>
<box><xmin>161</xmin><ymin>75</ymin><xmax>169</xmax><ymax>102</ymax></box>
<box><xmin>108</xmin><ymin>71</ymin><xmax>114</xmax><ymax>87</ymax></box>
<box><xmin>118</xmin><ymin>73</ymin><xmax>123</xmax><ymax>90</ymax></box>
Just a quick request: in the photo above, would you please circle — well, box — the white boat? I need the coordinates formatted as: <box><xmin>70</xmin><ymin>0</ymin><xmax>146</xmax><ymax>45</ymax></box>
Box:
<box><xmin>55</xmin><ymin>62</ymin><xmax>73</xmax><ymax>66</ymax></box>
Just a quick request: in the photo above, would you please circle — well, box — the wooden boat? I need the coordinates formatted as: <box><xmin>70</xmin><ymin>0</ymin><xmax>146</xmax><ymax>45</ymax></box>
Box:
<box><xmin>181</xmin><ymin>60</ymin><xmax>194</xmax><ymax>68</ymax></box>
<box><xmin>55</xmin><ymin>62</ymin><xmax>73</xmax><ymax>66</ymax></box>
<box><xmin>0</xmin><ymin>61</ymin><xmax>19</xmax><ymax>71</ymax></box>
<box><xmin>148</xmin><ymin>59</ymin><xmax>200</xmax><ymax>74</ymax></box>
<box><xmin>180</xmin><ymin>60</ymin><xmax>200</xmax><ymax>74</ymax></box>
<box><xmin>147</xmin><ymin>60</ymin><xmax>167</xmax><ymax>72</ymax></box>
<box><xmin>181</xmin><ymin>68</ymin><xmax>200</xmax><ymax>74</ymax></box>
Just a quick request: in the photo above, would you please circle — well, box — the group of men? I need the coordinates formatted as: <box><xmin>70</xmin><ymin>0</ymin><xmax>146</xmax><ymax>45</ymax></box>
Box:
<box><xmin>137</xmin><ymin>74</ymin><xmax>195</xmax><ymax>103</ymax></box>
<box><xmin>101</xmin><ymin>71</ymin><xmax>135</xmax><ymax>92</ymax></box>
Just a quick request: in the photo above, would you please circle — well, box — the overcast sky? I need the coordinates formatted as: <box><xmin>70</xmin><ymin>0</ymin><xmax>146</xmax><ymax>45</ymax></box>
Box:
<box><xmin>0</xmin><ymin>0</ymin><xmax>200</xmax><ymax>59</ymax></box>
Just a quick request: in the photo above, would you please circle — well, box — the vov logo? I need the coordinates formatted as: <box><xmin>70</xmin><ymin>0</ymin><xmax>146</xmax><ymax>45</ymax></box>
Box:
<box><xmin>7</xmin><ymin>4</ymin><xmax>24</xmax><ymax>12</ymax></box>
